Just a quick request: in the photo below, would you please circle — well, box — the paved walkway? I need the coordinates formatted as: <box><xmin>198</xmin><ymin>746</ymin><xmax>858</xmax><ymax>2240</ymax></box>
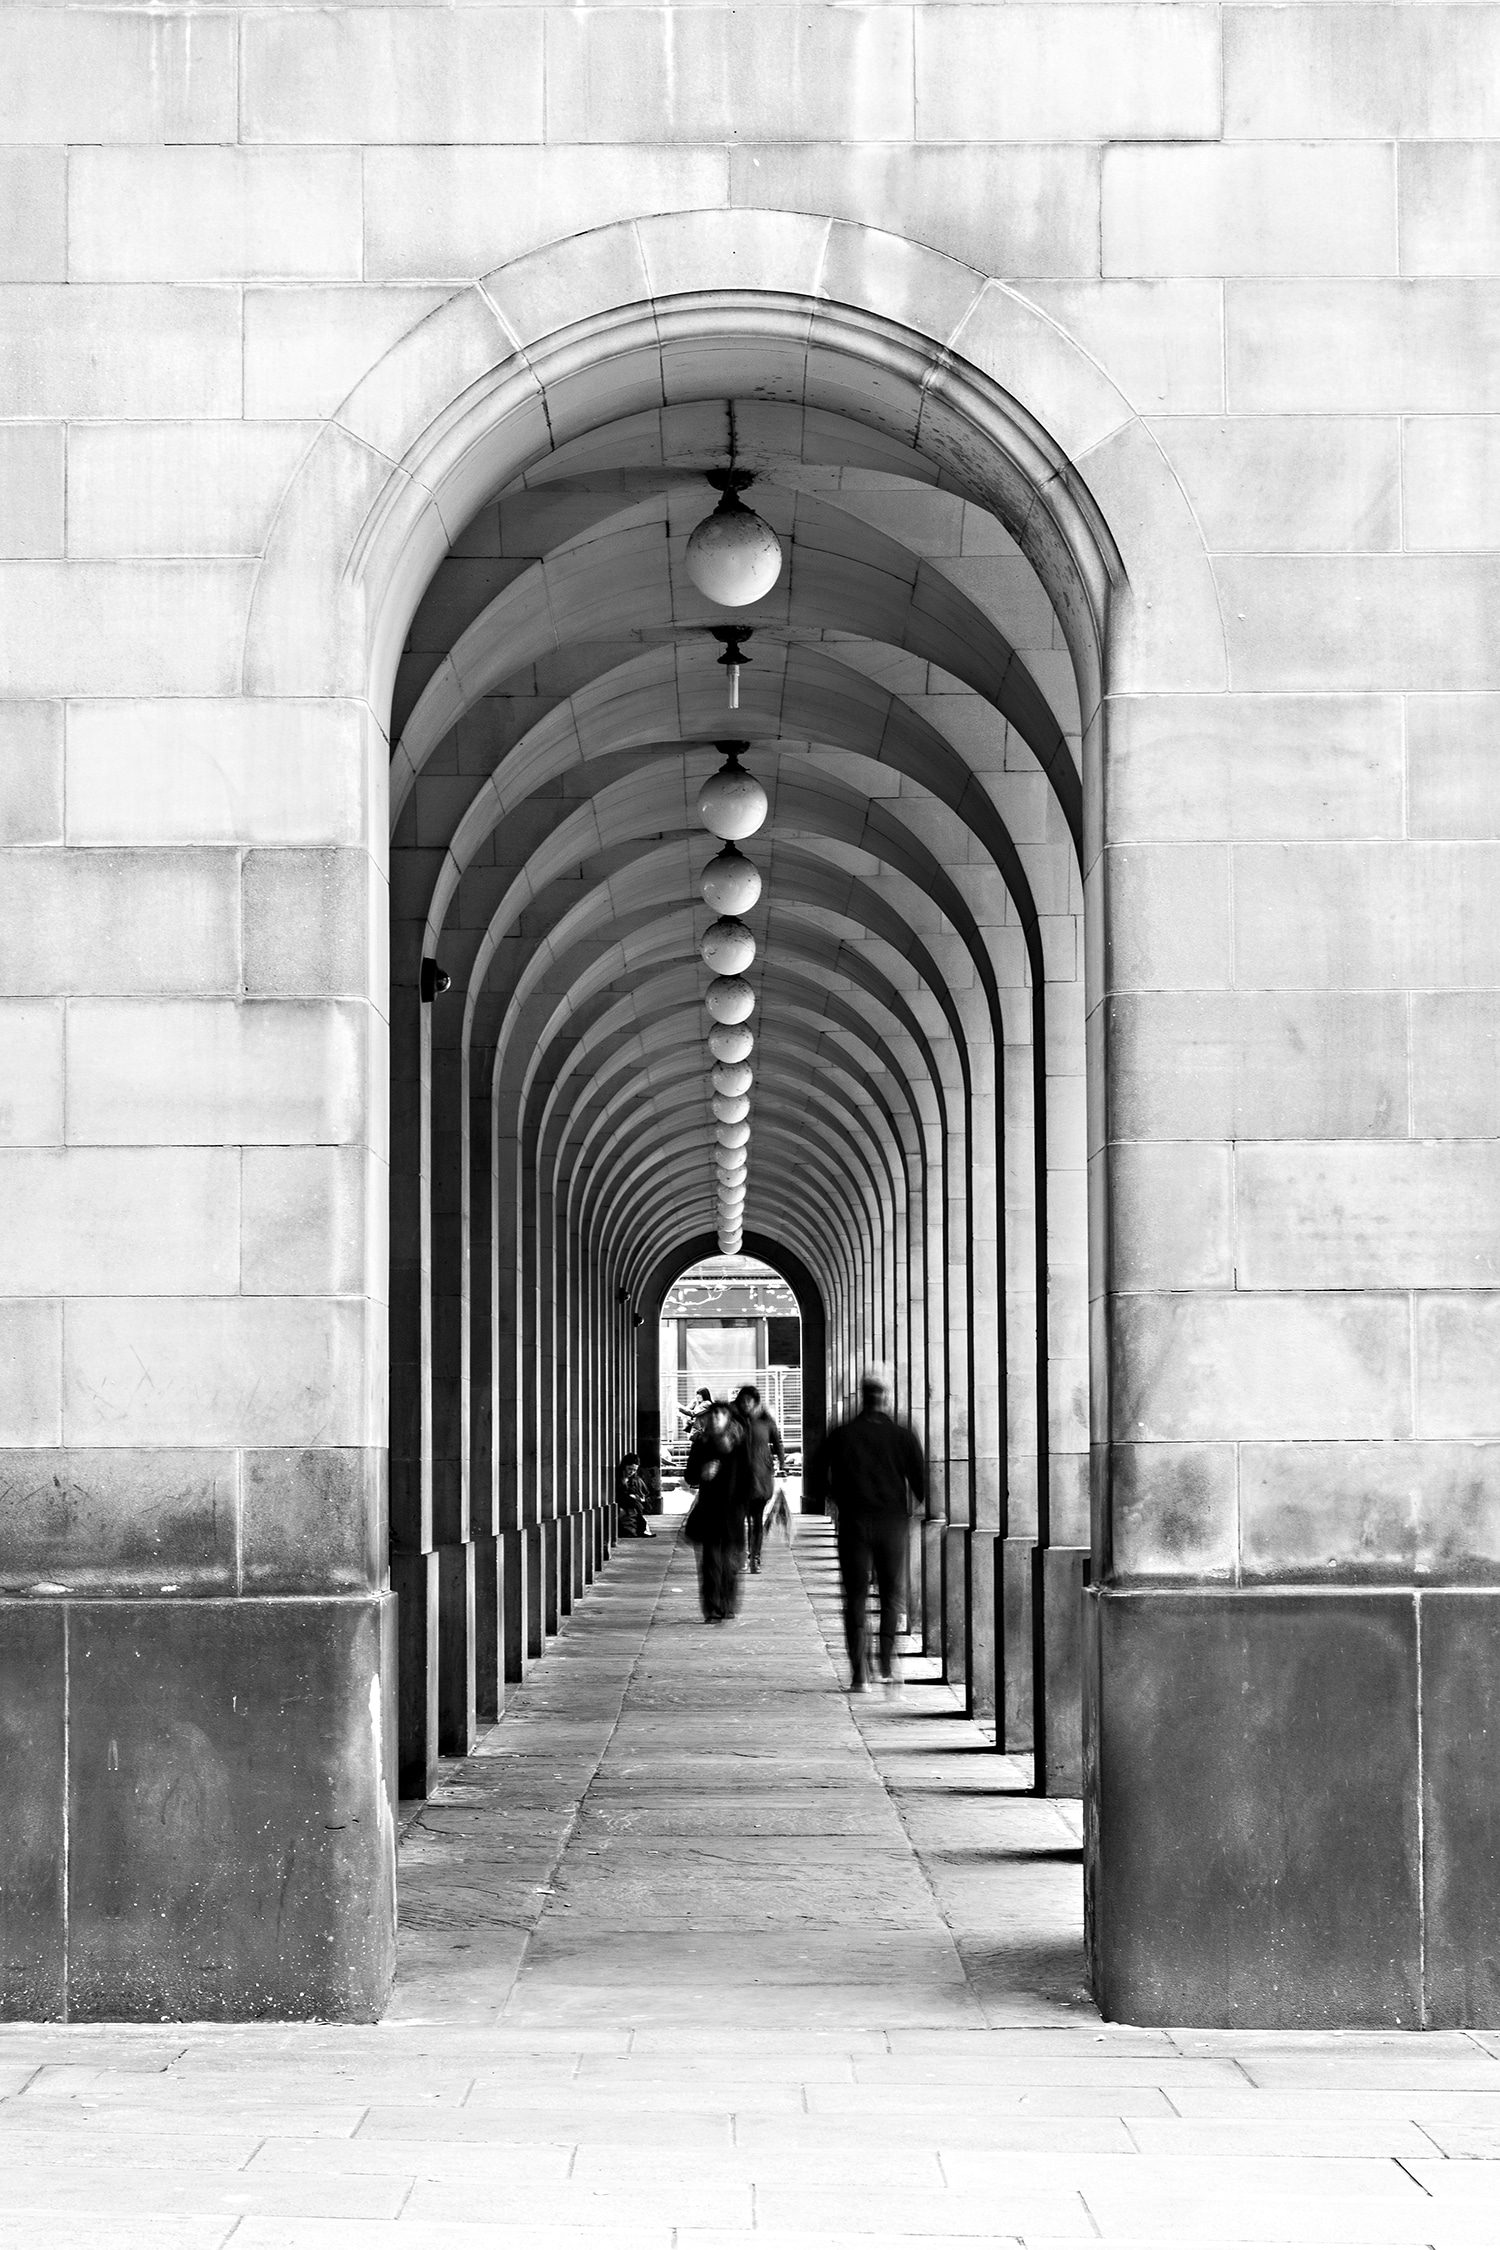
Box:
<box><xmin>3</xmin><ymin>1517</ymin><xmax>1500</xmax><ymax>2246</ymax></box>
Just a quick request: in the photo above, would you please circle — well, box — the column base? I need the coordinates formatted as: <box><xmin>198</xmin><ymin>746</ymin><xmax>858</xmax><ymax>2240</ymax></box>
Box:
<box><xmin>391</xmin><ymin>1548</ymin><xmax>437</xmax><ymax>1799</ymax></box>
<box><xmin>943</xmin><ymin>1526</ymin><xmax>971</xmax><ymax>1706</ymax></box>
<box><xmin>502</xmin><ymin>1528</ymin><xmax>528</xmax><ymax>1683</ymax></box>
<box><xmin>1084</xmin><ymin>1583</ymin><xmax>1500</xmax><ymax>2027</ymax></box>
<box><xmin>525</xmin><ymin>1526</ymin><xmax>544</xmax><ymax>1660</ymax></box>
<box><xmin>1038</xmin><ymin>1546</ymin><xmax>1088</xmax><ymax>1796</ymax></box>
<box><xmin>921</xmin><ymin>1518</ymin><xmax>945</xmax><ymax>1658</ymax></box>
<box><xmin>1001</xmin><ymin>1536</ymin><xmax>1034</xmax><ymax>1751</ymax></box>
<box><xmin>437</xmin><ymin>1540</ymin><xmax>477</xmax><ymax>1756</ymax></box>
<box><xmin>970</xmin><ymin>1531</ymin><xmax>998</xmax><ymax>1722</ymax></box>
<box><xmin>0</xmin><ymin>1594</ymin><xmax>396</xmax><ymax>2022</ymax></box>
<box><xmin>557</xmin><ymin>1518</ymin><xmax>574</xmax><ymax>1619</ymax></box>
<box><xmin>542</xmin><ymin>1521</ymin><xmax>560</xmax><ymax>1638</ymax></box>
<box><xmin>474</xmin><ymin>1534</ymin><xmax>505</xmax><ymax>1722</ymax></box>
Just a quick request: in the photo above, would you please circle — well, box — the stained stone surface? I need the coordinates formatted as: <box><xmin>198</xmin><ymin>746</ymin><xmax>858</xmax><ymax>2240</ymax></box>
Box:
<box><xmin>1</xmin><ymin>1523</ymin><xmax>1499</xmax><ymax>2245</ymax></box>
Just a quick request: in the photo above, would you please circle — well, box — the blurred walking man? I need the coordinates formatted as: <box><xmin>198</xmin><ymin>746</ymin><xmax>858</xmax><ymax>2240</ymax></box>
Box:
<box><xmin>807</xmin><ymin>1365</ymin><xmax>925</xmax><ymax>1695</ymax></box>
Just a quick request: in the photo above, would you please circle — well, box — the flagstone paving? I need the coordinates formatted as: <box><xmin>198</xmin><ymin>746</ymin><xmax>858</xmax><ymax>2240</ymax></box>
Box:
<box><xmin>3</xmin><ymin>1513</ymin><xmax>1500</xmax><ymax>2246</ymax></box>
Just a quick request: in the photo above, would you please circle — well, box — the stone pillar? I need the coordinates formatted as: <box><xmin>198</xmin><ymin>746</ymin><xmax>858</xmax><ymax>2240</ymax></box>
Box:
<box><xmin>0</xmin><ymin>703</ymin><xmax>397</xmax><ymax>2016</ymax></box>
<box><xmin>1084</xmin><ymin>675</ymin><xmax>1500</xmax><ymax>2025</ymax></box>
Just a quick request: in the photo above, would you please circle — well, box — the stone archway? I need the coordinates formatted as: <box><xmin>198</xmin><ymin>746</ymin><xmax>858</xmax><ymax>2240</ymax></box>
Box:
<box><xmin>237</xmin><ymin>207</ymin><xmax>1238</xmax><ymax>2024</ymax></box>
<box><xmin>4</xmin><ymin>208</ymin><xmax>1260</xmax><ymax>2027</ymax></box>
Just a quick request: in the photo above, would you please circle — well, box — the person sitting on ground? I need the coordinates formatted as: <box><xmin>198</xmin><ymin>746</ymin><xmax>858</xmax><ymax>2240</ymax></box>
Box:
<box><xmin>615</xmin><ymin>1451</ymin><xmax>655</xmax><ymax>1538</ymax></box>
<box><xmin>732</xmin><ymin>1384</ymin><xmax>787</xmax><ymax>1575</ymax></box>
<box><xmin>682</xmin><ymin>1403</ymin><xmax>755</xmax><ymax>1623</ymax></box>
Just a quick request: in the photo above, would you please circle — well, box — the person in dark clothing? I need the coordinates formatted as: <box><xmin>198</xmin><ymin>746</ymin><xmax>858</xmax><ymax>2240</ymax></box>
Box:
<box><xmin>615</xmin><ymin>1451</ymin><xmax>655</xmax><ymax>1538</ymax></box>
<box><xmin>807</xmin><ymin>1364</ymin><xmax>925</xmax><ymax>1695</ymax></box>
<box><xmin>677</xmin><ymin>1386</ymin><xmax>712</xmax><ymax>1436</ymax></box>
<box><xmin>683</xmin><ymin>1403</ymin><xmax>756</xmax><ymax>1622</ymax></box>
<box><xmin>733</xmin><ymin>1384</ymin><xmax>786</xmax><ymax>1574</ymax></box>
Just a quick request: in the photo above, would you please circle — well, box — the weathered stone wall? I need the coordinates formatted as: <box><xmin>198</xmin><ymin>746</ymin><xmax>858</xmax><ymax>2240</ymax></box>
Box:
<box><xmin>2</xmin><ymin>2</ymin><xmax>1497</xmax><ymax>2023</ymax></box>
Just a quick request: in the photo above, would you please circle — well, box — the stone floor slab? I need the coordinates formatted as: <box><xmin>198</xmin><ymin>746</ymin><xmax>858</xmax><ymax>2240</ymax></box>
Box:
<box><xmin>0</xmin><ymin>1512</ymin><xmax>1493</xmax><ymax>2247</ymax></box>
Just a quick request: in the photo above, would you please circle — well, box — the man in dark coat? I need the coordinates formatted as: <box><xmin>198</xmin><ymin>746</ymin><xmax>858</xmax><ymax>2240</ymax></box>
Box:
<box><xmin>683</xmin><ymin>1403</ymin><xmax>756</xmax><ymax>1623</ymax></box>
<box><xmin>807</xmin><ymin>1364</ymin><xmax>925</xmax><ymax>1694</ymax></box>
<box><xmin>733</xmin><ymin>1384</ymin><xmax>786</xmax><ymax>1574</ymax></box>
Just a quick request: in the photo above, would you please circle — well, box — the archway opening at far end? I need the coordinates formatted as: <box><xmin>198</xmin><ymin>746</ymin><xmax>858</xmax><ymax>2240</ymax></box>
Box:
<box><xmin>658</xmin><ymin>1252</ymin><xmax>805</xmax><ymax>1509</ymax></box>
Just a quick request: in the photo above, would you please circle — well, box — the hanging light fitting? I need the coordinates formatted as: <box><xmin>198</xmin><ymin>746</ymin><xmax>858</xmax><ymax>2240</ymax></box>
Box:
<box><xmin>701</xmin><ymin>843</ymin><xmax>762</xmax><ymax>917</ymax></box>
<box><xmin>685</xmin><ymin>470</ymin><xmax>783</xmax><ymax>608</ymax></box>
<box><xmin>700</xmin><ymin>917</ymin><xmax>756</xmax><ymax>977</ymax></box>
<box><xmin>710</xmin><ymin>626</ymin><xmax>753</xmax><ymax>712</ymax></box>
<box><xmin>697</xmin><ymin>742</ymin><xmax>766</xmax><ymax>839</ymax></box>
<box><xmin>705</xmin><ymin>974</ymin><xmax>755</xmax><ymax>1025</ymax></box>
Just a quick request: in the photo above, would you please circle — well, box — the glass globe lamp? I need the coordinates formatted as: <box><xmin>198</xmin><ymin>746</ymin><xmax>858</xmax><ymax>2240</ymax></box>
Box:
<box><xmin>705</xmin><ymin>975</ymin><xmax>754</xmax><ymax>1025</ymax></box>
<box><xmin>684</xmin><ymin>478</ymin><xmax>783</xmax><ymax>608</ymax></box>
<box><xmin>709</xmin><ymin>1023</ymin><xmax>753</xmax><ymax>1066</ymax></box>
<box><xmin>701</xmin><ymin>845</ymin><xmax>761</xmax><ymax>917</ymax></box>
<box><xmin>697</xmin><ymin>747</ymin><xmax>767</xmax><ymax>841</ymax></box>
<box><xmin>700</xmin><ymin>917</ymin><xmax>755</xmax><ymax>976</ymax></box>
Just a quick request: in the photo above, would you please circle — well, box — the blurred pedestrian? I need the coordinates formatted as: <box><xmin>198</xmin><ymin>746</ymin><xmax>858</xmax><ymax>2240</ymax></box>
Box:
<box><xmin>807</xmin><ymin>1365</ymin><xmax>924</xmax><ymax>1695</ymax></box>
<box><xmin>733</xmin><ymin>1384</ymin><xmax>786</xmax><ymax>1574</ymax></box>
<box><xmin>683</xmin><ymin>1402</ymin><xmax>755</xmax><ymax>1622</ymax></box>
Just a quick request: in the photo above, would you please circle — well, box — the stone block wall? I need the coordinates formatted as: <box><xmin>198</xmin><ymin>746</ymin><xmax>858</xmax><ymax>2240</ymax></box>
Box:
<box><xmin>1</xmin><ymin>0</ymin><xmax>1497</xmax><ymax>2021</ymax></box>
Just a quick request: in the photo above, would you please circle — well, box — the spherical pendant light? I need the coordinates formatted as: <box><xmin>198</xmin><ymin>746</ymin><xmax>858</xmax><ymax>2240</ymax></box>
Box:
<box><xmin>701</xmin><ymin>845</ymin><xmax>762</xmax><ymax>918</ymax></box>
<box><xmin>685</xmin><ymin>479</ymin><xmax>783</xmax><ymax>608</ymax></box>
<box><xmin>718</xmin><ymin>1186</ymin><xmax>746</xmax><ymax>1209</ymax></box>
<box><xmin>700</xmin><ymin>917</ymin><xmax>755</xmax><ymax>977</ymax></box>
<box><xmin>715</xmin><ymin>1147</ymin><xmax>748</xmax><ymax>1175</ymax></box>
<box><xmin>716</xmin><ymin>1164</ymin><xmax>748</xmax><ymax>1188</ymax></box>
<box><xmin>716</xmin><ymin>1120</ymin><xmax>751</xmax><ymax>1149</ymax></box>
<box><xmin>712</xmin><ymin>1061</ymin><xmax>753</xmax><ymax>1099</ymax></box>
<box><xmin>705</xmin><ymin>974</ymin><xmax>754</xmax><ymax>1025</ymax></box>
<box><xmin>712</xmin><ymin>1093</ymin><xmax>750</xmax><ymax>1126</ymax></box>
<box><xmin>709</xmin><ymin>1023</ymin><xmax>753</xmax><ymax>1066</ymax></box>
<box><xmin>697</xmin><ymin>747</ymin><xmax>767</xmax><ymax>842</ymax></box>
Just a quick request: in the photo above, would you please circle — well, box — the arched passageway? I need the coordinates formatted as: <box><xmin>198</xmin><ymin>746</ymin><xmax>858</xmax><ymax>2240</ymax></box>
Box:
<box><xmin>360</xmin><ymin>235</ymin><xmax>1119</xmax><ymax>1856</ymax></box>
<box><xmin>33</xmin><ymin>209</ymin><xmax>1462</xmax><ymax>2035</ymax></box>
<box><xmin>235</xmin><ymin>207</ymin><xmax>1242</xmax><ymax>2026</ymax></box>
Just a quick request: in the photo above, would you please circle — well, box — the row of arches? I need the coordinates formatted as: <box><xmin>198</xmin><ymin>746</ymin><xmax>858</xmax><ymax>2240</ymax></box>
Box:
<box><xmin>245</xmin><ymin>211</ymin><xmax>1227</xmax><ymax>2010</ymax></box>
<box><xmin>362</xmin><ymin>249</ymin><xmax>1134</xmax><ymax>1800</ymax></box>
